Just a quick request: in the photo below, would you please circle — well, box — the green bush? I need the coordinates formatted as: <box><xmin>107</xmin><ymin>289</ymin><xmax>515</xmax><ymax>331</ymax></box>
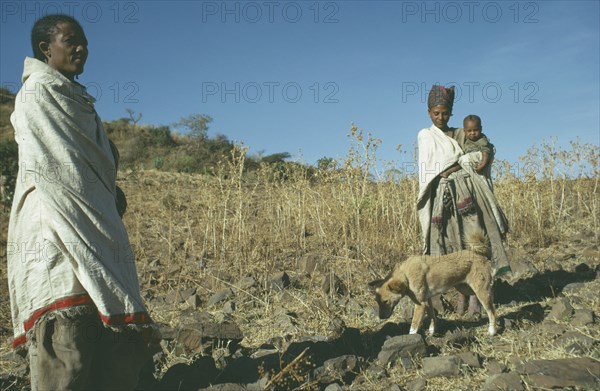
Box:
<box><xmin>147</xmin><ymin>126</ymin><xmax>175</xmax><ymax>147</ymax></box>
<box><xmin>0</xmin><ymin>138</ymin><xmax>18</xmax><ymax>206</ymax></box>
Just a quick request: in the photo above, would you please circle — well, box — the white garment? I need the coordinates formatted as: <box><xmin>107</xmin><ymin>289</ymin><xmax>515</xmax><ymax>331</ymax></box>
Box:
<box><xmin>8</xmin><ymin>58</ymin><xmax>151</xmax><ymax>349</ymax></box>
<box><xmin>416</xmin><ymin>125</ymin><xmax>463</xmax><ymax>252</ymax></box>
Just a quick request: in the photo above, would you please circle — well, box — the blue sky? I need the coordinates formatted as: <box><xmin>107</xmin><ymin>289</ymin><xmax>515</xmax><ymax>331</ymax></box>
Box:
<box><xmin>1</xmin><ymin>0</ymin><xmax>599</xmax><ymax>171</ymax></box>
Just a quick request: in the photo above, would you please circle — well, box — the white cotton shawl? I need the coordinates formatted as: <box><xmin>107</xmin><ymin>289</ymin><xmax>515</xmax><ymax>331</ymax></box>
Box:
<box><xmin>7</xmin><ymin>58</ymin><xmax>151</xmax><ymax>348</ymax></box>
<box><xmin>416</xmin><ymin>125</ymin><xmax>463</xmax><ymax>253</ymax></box>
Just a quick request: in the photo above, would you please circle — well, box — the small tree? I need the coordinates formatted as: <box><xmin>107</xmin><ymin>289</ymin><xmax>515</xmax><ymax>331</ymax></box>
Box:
<box><xmin>175</xmin><ymin>114</ymin><xmax>213</xmax><ymax>141</ymax></box>
<box><xmin>126</xmin><ymin>108</ymin><xmax>142</xmax><ymax>127</ymax></box>
<box><xmin>261</xmin><ymin>152</ymin><xmax>291</xmax><ymax>164</ymax></box>
<box><xmin>317</xmin><ymin>156</ymin><xmax>337</xmax><ymax>171</ymax></box>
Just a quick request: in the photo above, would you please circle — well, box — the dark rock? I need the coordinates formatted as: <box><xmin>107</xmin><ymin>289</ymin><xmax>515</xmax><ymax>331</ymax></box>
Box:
<box><xmin>322</xmin><ymin>273</ymin><xmax>348</xmax><ymax>296</ymax></box>
<box><xmin>273</xmin><ymin>309</ymin><xmax>298</xmax><ymax>335</ymax></box>
<box><xmin>265</xmin><ymin>336</ymin><xmax>285</xmax><ymax>350</ymax></box>
<box><xmin>270</xmin><ymin>271</ymin><xmax>290</xmax><ymax>291</ymax></box>
<box><xmin>570</xmin><ymin>309</ymin><xmax>594</xmax><ymax>326</ymax></box>
<box><xmin>327</xmin><ymin>316</ymin><xmax>346</xmax><ymax>339</ymax></box>
<box><xmin>298</xmin><ymin>254</ymin><xmax>320</xmax><ymax>275</ymax></box>
<box><xmin>442</xmin><ymin>329</ymin><xmax>476</xmax><ymax>348</ymax></box>
<box><xmin>323</xmin><ymin>383</ymin><xmax>343</xmax><ymax>391</ymax></box>
<box><xmin>0</xmin><ymin>372</ymin><xmax>28</xmax><ymax>391</ymax></box>
<box><xmin>206</xmin><ymin>270</ymin><xmax>233</xmax><ymax>290</ymax></box>
<box><xmin>158</xmin><ymin>324</ymin><xmax>178</xmax><ymax>341</ymax></box>
<box><xmin>421</xmin><ymin>356</ymin><xmax>461</xmax><ymax>378</ymax></box>
<box><xmin>159</xmin><ymin>356</ymin><xmax>218</xmax><ymax>391</ymax></box>
<box><xmin>223</xmin><ymin>300</ymin><xmax>236</xmax><ymax>314</ymax></box>
<box><xmin>546</xmin><ymin>297</ymin><xmax>573</xmax><ymax>321</ymax></box>
<box><xmin>561</xmin><ymin>282</ymin><xmax>585</xmax><ymax>293</ymax></box>
<box><xmin>406</xmin><ymin>378</ymin><xmax>427</xmax><ymax>391</ymax></box>
<box><xmin>502</xmin><ymin>317</ymin><xmax>517</xmax><ymax>330</ymax></box>
<box><xmin>339</xmin><ymin>298</ymin><xmax>363</xmax><ymax>316</ymax></box>
<box><xmin>507</xmin><ymin>248</ymin><xmax>539</xmax><ymax>279</ymax></box>
<box><xmin>180</xmin><ymin>310</ymin><xmax>215</xmax><ymax>324</ymax></box>
<box><xmin>486</xmin><ymin>359</ymin><xmax>507</xmax><ymax>375</ymax></box>
<box><xmin>237</xmin><ymin>276</ymin><xmax>257</xmax><ymax>290</ymax></box>
<box><xmin>377</xmin><ymin>334</ymin><xmax>427</xmax><ymax>367</ymax></box>
<box><xmin>537</xmin><ymin>320</ymin><xmax>567</xmax><ymax>336</ymax></box>
<box><xmin>361</xmin><ymin>363</ymin><xmax>387</xmax><ymax>382</ymax></box>
<box><xmin>582</xmin><ymin>246</ymin><xmax>599</xmax><ymax>260</ymax></box>
<box><xmin>312</xmin><ymin>355</ymin><xmax>365</xmax><ymax>385</ymax></box>
<box><xmin>488</xmin><ymin>339</ymin><xmax>516</xmax><ymax>353</ymax></box>
<box><xmin>207</xmin><ymin>288</ymin><xmax>234</xmax><ymax>307</ymax></box>
<box><xmin>245</xmin><ymin>375</ymin><xmax>269</xmax><ymax>391</ymax></box>
<box><xmin>185</xmin><ymin>294</ymin><xmax>201</xmax><ymax>308</ymax></box>
<box><xmin>197</xmin><ymin>384</ymin><xmax>246</xmax><ymax>390</ymax></box>
<box><xmin>166</xmin><ymin>264</ymin><xmax>182</xmax><ymax>275</ymax></box>
<box><xmin>0</xmin><ymin>351</ymin><xmax>26</xmax><ymax>365</ymax></box>
<box><xmin>176</xmin><ymin>321</ymin><xmax>243</xmax><ymax>354</ymax></box>
<box><xmin>148</xmin><ymin>258</ymin><xmax>161</xmax><ymax>269</ymax></box>
<box><xmin>251</xmin><ymin>348</ymin><xmax>279</xmax><ymax>359</ymax></box>
<box><xmin>482</xmin><ymin>373</ymin><xmax>524</xmax><ymax>391</ymax></box>
<box><xmin>515</xmin><ymin>357</ymin><xmax>600</xmax><ymax>389</ymax></box>
<box><xmin>558</xmin><ymin>253</ymin><xmax>576</xmax><ymax>261</ymax></box>
<box><xmin>554</xmin><ymin>331</ymin><xmax>597</xmax><ymax>354</ymax></box>
<box><xmin>166</xmin><ymin>287</ymin><xmax>196</xmax><ymax>304</ymax></box>
<box><xmin>457</xmin><ymin>351</ymin><xmax>482</xmax><ymax>369</ymax></box>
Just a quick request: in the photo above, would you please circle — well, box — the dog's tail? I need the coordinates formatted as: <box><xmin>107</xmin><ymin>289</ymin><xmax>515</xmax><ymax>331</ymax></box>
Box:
<box><xmin>463</xmin><ymin>227</ymin><xmax>488</xmax><ymax>256</ymax></box>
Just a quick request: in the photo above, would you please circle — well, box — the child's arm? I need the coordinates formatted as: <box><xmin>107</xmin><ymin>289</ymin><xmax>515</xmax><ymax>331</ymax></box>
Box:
<box><xmin>475</xmin><ymin>151</ymin><xmax>490</xmax><ymax>174</ymax></box>
<box><xmin>440</xmin><ymin>163</ymin><xmax>461</xmax><ymax>178</ymax></box>
<box><xmin>474</xmin><ymin>135</ymin><xmax>492</xmax><ymax>174</ymax></box>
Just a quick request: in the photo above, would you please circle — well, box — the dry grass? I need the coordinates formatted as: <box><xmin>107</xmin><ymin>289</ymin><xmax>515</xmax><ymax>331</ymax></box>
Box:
<box><xmin>0</xmin><ymin>128</ymin><xmax>598</xmax><ymax>389</ymax></box>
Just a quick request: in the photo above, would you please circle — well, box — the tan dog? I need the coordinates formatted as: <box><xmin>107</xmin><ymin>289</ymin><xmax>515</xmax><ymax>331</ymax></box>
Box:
<box><xmin>371</xmin><ymin>230</ymin><xmax>497</xmax><ymax>336</ymax></box>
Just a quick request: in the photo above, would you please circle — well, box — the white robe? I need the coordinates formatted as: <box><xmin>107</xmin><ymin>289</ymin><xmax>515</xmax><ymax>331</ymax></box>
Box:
<box><xmin>8</xmin><ymin>58</ymin><xmax>152</xmax><ymax>349</ymax></box>
<box><xmin>416</xmin><ymin>125</ymin><xmax>463</xmax><ymax>252</ymax></box>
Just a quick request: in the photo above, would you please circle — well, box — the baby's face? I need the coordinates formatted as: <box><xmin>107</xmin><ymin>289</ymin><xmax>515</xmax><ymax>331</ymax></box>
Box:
<box><xmin>464</xmin><ymin>120</ymin><xmax>482</xmax><ymax>141</ymax></box>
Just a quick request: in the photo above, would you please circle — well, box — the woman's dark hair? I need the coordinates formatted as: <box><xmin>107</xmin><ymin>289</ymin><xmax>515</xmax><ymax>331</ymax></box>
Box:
<box><xmin>31</xmin><ymin>14</ymin><xmax>84</xmax><ymax>61</ymax></box>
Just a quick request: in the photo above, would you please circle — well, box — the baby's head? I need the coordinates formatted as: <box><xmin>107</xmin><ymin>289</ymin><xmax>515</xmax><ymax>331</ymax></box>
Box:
<box><xmin>463</xmin><ymin>115</ymin><xmax>483</xmax><ymax>141</ymax></box>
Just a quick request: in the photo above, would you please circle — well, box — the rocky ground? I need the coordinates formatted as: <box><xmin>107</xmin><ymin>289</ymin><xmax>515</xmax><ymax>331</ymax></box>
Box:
<box><xmin>1</xmin><ymin>234</ymin><xmax>598</xmax><ymax>390</ymax></box>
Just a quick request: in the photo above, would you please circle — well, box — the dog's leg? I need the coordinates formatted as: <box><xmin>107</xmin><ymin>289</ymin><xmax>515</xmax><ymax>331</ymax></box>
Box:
<box><xmin>410</xmin><ymin>303</ymin><xmax>426</xmax><ymax>334</ymax></box>
<box><xmin>426</xmin><ymin>298</ymin><xmax>437</xmax><ymax>335</ymax></box>
<box><xmin>474</xmin><ymin>286</ymin><xmax>497</xmax><ymax>336</ymax></box>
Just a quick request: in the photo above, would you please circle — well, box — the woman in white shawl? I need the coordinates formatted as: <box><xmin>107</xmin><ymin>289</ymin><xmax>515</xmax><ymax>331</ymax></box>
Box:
<box><xmin>417</xmin><ymin>85</ymin><xmax>510</xmax><ymax>316</ymax></box>
<box><xmin>8</xmin><ymin>14</ymin><xmax>155</xmax><ymax>390</ymax></box>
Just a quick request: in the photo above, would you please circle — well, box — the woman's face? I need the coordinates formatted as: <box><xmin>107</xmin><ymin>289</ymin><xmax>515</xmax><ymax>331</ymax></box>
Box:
<box><xmin>40</xmin><ymin>22</ymin><xmax>88</xmax><ymax>81</ymax></box>
<box><xmin>428</xmin><ymin>105</ymin><xmax>452</xmax><ymax>130</ymax></box>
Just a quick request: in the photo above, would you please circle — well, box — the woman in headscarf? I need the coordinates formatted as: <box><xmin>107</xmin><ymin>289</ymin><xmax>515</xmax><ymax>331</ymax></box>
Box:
<box><xmin>8</xmin><ymin>14</ymin><xmax>156</xmax><ymax>390</ymax></box>
<box><xmin>417</xmin><ymin>85</ymin><xmax>510</xmax><ymax>315</ymax></box>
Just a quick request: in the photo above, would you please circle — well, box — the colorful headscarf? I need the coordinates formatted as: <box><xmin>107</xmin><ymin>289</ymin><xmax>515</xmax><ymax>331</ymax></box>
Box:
<box><xmin>427</xmin><ymin>85</ymin><xmax>455</xmax><ymax>110</ymax></box>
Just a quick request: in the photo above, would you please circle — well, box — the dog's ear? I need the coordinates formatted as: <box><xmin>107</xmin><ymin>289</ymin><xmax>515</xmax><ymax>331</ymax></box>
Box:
<box><xmin>387</xmin><ymin>279</ymin><xmax>406</xmax><ymax>295</ymax></box>
<box><xmin>368</xmin><ymin>279</ymin><xmax>385</xmax><ymax>291</ymax></box>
